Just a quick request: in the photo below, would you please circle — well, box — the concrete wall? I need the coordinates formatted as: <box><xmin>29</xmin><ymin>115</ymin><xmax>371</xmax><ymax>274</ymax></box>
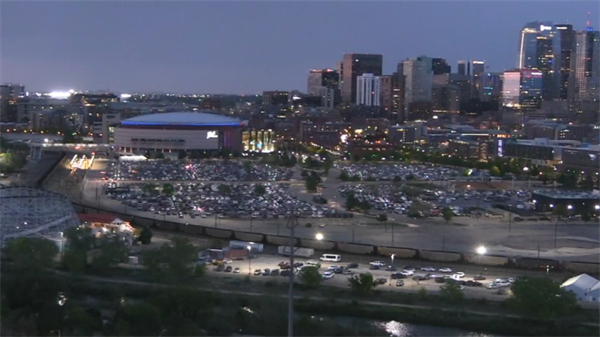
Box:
<box><xmin>420</xmin><ymin>250</ymin><xmax>462</xmax><ymax>262</ymax></box>
<box><xmin>234</xmin><ymin>232</ymin><xmax>265</xmax><ymax>243</ymax></box>
<box><xmin>300</xmin><ymin>239</ymin><xmax>335</xmax><ymax>251</ymax></box>
<box><xmin>337</xmin><ymin>243</ymin><xmax>374</xmax><ymax>255</ymax></box>
<box><xmin>464</xmin><ymin>254</ymin><xmax>508</xmax><ymax>266</ymax></box>
<box><xmin>132</xmin><ymin>217</ymin><xmax>153</xmax><ymax>228</ymax></box>
<box><xmin>83</xmin><ymin>206</ymin><xmax>99</xmax><ymax>214</ymax></box>
<box><xmin>205</xmin><ymin>228</ymin><xmax>233</xmax><ymax>239</ymax></box>
<box><xmin>378</xmin><ymin>247</ymin><xmax>417</xmax><ymax>259</ymax></box>
<box><xmin>72</xmin><ymin>203</ymin><xmax>84</xmax><ymax>213</ymax></box>
<box><xmin>155</xmin><ymin>221</ymin><xmax>179</xmax><ymax>232</ymax></box>
<box><xmin>266</xmin><ymin>235</ymin><xmax>296</xmax><ymax>246</ymax></box>
<box><xmin>180</xmin><ymin>224</ymin><xmax>204</xmax><ymax>235</ymax></box>
<box><xmin>565</xmin><ymin>261</ymin><xmax>600</xmax><ymax>275</ymax></box>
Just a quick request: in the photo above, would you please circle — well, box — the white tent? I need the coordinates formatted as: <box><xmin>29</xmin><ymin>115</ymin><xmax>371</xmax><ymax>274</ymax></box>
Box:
<box><xmin>561</xmin><ymin>273</ymin><xmax>600</xmax><ymax>302</ymax></box>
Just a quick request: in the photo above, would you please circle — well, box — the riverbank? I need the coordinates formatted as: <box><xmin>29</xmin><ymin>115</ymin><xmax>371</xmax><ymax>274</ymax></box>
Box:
<box><xmin>62</xmin><ymin>271</ymin><xmax>599</xmax><ymax>337</ymax></box>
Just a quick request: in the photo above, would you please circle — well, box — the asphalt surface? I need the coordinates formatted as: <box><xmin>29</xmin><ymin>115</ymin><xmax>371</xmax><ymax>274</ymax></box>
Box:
<box><xmin>49</xmin><ymin>159</ymin><xmax>600</xmax><ymax>263</ymax></box>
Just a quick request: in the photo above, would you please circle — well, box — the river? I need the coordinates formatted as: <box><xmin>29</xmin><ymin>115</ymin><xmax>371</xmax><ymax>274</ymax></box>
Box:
<box><xmin>370</xmin><ymin>320</ymin><xmax>500</xmax><ymax>337</ymax></box>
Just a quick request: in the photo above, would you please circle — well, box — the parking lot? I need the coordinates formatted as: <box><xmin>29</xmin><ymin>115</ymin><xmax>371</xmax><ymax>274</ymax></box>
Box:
<box><xmin>105</xmin><ymin>181</ymin><xmax>339</xmax><ymax>219</ymax></box>
<box><xmin>335</xmin><ymin>163</ymin><xmax>463</xmax><ymax>181</ymax></box>
<box><xmin>204</xmin><ymin>253</ymin><xmax>530</xmax><ymax>299</ymax></box>
<box><xmin>108</xmin><ymin>159</ymin><xmax>294</xmax><ymax>181</ymax></box>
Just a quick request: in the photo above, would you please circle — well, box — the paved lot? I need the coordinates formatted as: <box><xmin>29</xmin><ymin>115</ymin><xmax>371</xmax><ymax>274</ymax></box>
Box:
<box><xmin>205</xmin><ymin>253</ymin><xmax>541</xmax><ymax>301</ymax></box>
<box><xmin>51</xmin><ymin>159</ymin><xmax>600</xmax><ymax>263</ymax></box>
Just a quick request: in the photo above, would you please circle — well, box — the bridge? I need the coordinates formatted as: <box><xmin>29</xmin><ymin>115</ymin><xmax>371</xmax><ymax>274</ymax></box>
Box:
<box><xmin>29</xmin><ymin>143</ymin><xmax>112</xmax><ymax>160</ymax></box>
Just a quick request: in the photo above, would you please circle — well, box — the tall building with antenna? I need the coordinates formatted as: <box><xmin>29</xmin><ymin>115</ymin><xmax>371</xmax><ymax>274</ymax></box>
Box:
<box><xmin>570</xmin><ymin>16</ymin><xmax>600</xmax><ymax>102</ymax></box>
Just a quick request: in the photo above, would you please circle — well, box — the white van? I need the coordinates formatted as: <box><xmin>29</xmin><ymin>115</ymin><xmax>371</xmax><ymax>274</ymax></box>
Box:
<box><xmin>320</xmin><ymin>254</ymin><xmax>342</xmax><ymax>262</ymax></box>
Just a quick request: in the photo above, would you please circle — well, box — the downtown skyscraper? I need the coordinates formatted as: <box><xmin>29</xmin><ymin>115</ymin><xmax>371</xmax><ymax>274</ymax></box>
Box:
<box><xmin>340</xmin><ymin>54</ymin><xmax>383</xmax><ymax>104</ymax></box>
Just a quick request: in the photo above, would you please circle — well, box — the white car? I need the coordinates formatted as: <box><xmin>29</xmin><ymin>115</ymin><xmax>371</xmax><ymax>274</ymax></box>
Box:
<box><xmin>421</xmin><ymin>266</ymin><xmax>436</xmax><ymax>272</ymax></box>
<box><xmin>322</xmin><ymin>271</ymin><xmax>334</xmax><ymax>280</ymax></box>
<box><xmin>452</xmin><ymin>272</ymin><xmax>465</xmax><ymax>278</ymax></box>
<box><xmin>438</xmin><ymin>267</ymin><xmax>453</xmax><ymax>273</ymax></box>
<box><xmin>486</xmin><ymin>282</ymin><xmax>501</xmax><ymax>289</ymax></box>
<box><xmin>370</xmin><ymin>261</ymin><xmax>386</xmax><ymax>267</ymax></box>
<box><xmin>223</xmin><ymin>258</ymin><xmax>233</xmax><ymax>264</ymax></box>
<box><xmin>327</xmin><ymin>265</ymin><xmax>340</xmax><ymax>271</ymax></box>
<box><xmin>400</xmin><ymin>270</ymin><xmax>414</xmax><ymax>276</ymax></box>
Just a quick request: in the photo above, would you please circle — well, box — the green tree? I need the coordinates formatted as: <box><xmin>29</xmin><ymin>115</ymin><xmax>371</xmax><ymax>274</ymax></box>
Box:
<box><xmin>305</xmin><ymin>175</ymin><xmax>319</xmax><ymax>192</ymax></box>
<box><xmin>155</xmin><ymin>152</ymin><xmax>165</xmax><ymax>159</ymax></box>
<box><xmin>62</xmin><ymin>226</ymin><xmax>95</xmax><ymax>273</ymax></box>
<box><xmin>323</xmin><ymin>158</ymin><xmax>333</xmax><ymax>175</ymax></box>
<box><xmin>553</xmin><ymin>204</ymin><xmax>568</xmax><ymax>218</ymax></box>
<box><xmin>90</xmin><ymin>235</ymin><xmax>129</xmax><ymax>274</ymax></box>
<box><xmin>162</xmin><ymin>183</ymin><xmax>174</xmax><ymax>195</ymax></box>
<box><xmin>442</xmin><ymin>206</ymin><xmax>453</xmax><ymax>224</ymax></box>
<box><xmin>143</xmin><ymin>237</ymin><xmax>198</xmax><ymax>283</ymax></box>
<box><xmin>4</xmin><ymin>237</ymin><xmax>59</xmax><ymax>272</ymax></box>
<box><xmin>113</xmin><ymin>302</ymin><xmax>163</xmax><ymax>337</ymax></box>
<box><xmin>142</xmin><ymin>183</ymin><xmax>158</xmax><ymax>195</ymax></box>
<box><xmin>298</xmin><ymin>267</ymin><xmax>322</xmax><ymax>289</ymax></box>
<box><xmin>507</xmin><ymin>277</ymin><xmax>579</xmax><ymax>319</ymax></box>
<box><xmin>63</xmin><ymin>307</ymin><xmax>102</xmax><ymax>336</ymax></box>
<box><xmin>254</xmin><ymin>184</ymin><xmax>266</xmax><ymax>196</ymax></box>
<box><xmin>348</xmin><ymin>273</ymin><xmax>378</xmax><ymax>295</ymax></box>
<box><xmin>218</xmin><ymin>184</ymin><xmax>232</xmax><ymax>195</ymax></box>
<box><xmin>418</xmin><ymin>287</ymin><xmax>428</xmax><ymax>300</ymax></box>
<box><xmin>581</xmin><ymin>213</ymin><xmax>591</xmax><ymax>222</ymax></box>
<box><xmin>345</xmin><ymin>194</ymin><xmax>359</xmax><ymax>211</ymax></box>
<box><xmin>338</xmin><ymin>170</ymin><xmax>350</xmax><ymax>181</ymax></box>
<box><xmin>490</xmin><ymin>166</ymin><xmax>501</xmax><ymax>176</ymax></box>
<box><xmin>139</xmin><ymin>226</ymin><xmax>153</xmax><ymax>245</ymax></box>
<box><xmin>440</xmin><ymin>281</ymin><xmax>464</xmax><ymax>303</ymax></box>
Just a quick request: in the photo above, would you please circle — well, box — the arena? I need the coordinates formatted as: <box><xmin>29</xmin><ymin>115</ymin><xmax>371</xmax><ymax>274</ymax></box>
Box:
<box><xmin>0</xmin><ymin>186</ymin><xmax>80</xmax><ymax>248</ymax></box>
<box><xmin>113</xmin><ymin>112</ymin><xmax>245</xmax><ymax>154</ymax></box>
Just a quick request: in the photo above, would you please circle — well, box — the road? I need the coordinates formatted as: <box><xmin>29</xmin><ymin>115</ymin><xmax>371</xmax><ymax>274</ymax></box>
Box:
<box><xmin>48</xmin><ymin>159</ymin><xmax>600</xmax><ymax>263</ymax></box>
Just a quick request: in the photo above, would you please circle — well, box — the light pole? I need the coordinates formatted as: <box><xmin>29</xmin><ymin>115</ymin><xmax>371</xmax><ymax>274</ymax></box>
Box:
<box><xmin>247</xmin><ymin>245</ymin><xmax>252</xmax><ymax>274</ymax></box>
<box><xmin>550</xmin><ymin>204</ymin><xmax>558</xmax><ymax>248</ymax></box>
<box><xmin>287</xmin><ymin>208</ymin><xmax>299</xmax><ymax>337</ymax></box>
<box><xmin>390</xmin><ymin>253</ymin><xmax>395</xmax><ymax>267</ymax></box>
<box><xmin>523</xmin><ymin>167</ymin><xmax>530</xmax><ymax>190</ymax></box>
<box><xmin>476</xmin><ymin>245</ymin><xmax>487</xmax><ymax>274</ymax></box>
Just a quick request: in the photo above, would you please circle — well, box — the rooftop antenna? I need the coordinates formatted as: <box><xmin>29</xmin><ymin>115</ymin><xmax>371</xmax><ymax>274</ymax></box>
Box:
<box><xmin>587</xmin><ymin>12</ymin><xmax>591</xmax><ymax>27</ymax></box>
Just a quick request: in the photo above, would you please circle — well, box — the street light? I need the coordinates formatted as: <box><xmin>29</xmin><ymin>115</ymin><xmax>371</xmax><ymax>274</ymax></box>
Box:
<box><xmin>476</xmin><ymin>246</ymin><xmax>487</xmax><ymax>255</ymax></box>
<box><xmin>315</xmin><ymin>233</ymin><xmax>324</xmax><ymax>241</ymax></box>
<box><xmin>247</xmin><ymin>245</ymin><xmax>252</xmax><ymax>275</ymax></box>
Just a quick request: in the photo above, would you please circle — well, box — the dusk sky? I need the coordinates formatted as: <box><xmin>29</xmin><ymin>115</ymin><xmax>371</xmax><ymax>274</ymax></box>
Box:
<box><xmin>1</xmin><ymin>1</ymin><xmax>597</xmax><ymax>94</ymax></box>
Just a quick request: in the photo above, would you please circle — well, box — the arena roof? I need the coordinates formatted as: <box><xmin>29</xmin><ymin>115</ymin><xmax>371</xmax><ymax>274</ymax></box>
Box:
<box><xmin>121</xmin><ymin>112</ymin><xmax>243</xmax><ymax>127</ymax></box>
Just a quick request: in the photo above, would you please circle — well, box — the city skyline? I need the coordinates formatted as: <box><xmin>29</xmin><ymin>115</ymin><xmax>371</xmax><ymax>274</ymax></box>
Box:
<box><xmin>1</xmin><ymin>1</ymin><xmax>596</xmax><ymax>94</ymax></box>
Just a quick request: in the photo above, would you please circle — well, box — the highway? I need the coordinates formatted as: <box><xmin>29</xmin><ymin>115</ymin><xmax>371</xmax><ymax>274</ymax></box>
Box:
<box><xmin>51</xmin><ymin>158</ymin><xmax>600</xmax><ymax>263</ymax></box>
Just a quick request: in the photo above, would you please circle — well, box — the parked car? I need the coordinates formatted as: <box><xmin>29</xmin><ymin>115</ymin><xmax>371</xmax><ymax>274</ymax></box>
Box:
<box><xmin>473</xmin><ymin>274</ymin><xmax>486</xmax><ymax>281</ymax></box>
<box><xmin>421</xmin><ymin>266</ymin><xmax>436</xmax><ymax>272</ymax></box>
<box><xmin>385</xmin><ymin>265</ymin><xmax>397</xmax><ymax>271</ymax></box>
<box><xmin>322</xmin><ymin>271</ymin><xmax>335</xmax><ymax>280</ymax></box>
<box><xmin>369</xmin><ymin>265</ymin><xmax>380</xmax><ymax>270</ymax></box>
<box><xmin>403</xmin><ymin>266</ymin><xmax>417</xmax><ymax>272</ymax></box>
<box><xmin>438</xmin><ymin>267</ymin><xmax>453</xmax><ymax>273</ymax></box>
<box><xmin>400</xmin><ymin>270</ymin><xmax>414</xmax><ymax>276</ymax></box>
<box><xmin>434</xmin><ymin>277</ymin><xmax>446</xmax><ymax>283</ymax></box>
<box><xmin>396</xmin><ymin>280</ymin><xmax>405</xmax><ymax>287</ymax></box>
<box><xmin>376</xmin><ymin>278</ymin><xmax>387</xmax><ymax>285</ymax></box>
<box><xmin>262</xmin><ymin>269</ymin><xmax>271</xmax><ymax>276</ymax></box>
<box><xmin>233</xmin><ymin>267</ymin><xmax>241</xmax><ymax>274</ymax></box>
<box><xmin>271</xmin><ymin>269</ymin><xmax>280</xmax><ymax>276</ymax></box>
<box><xmin>370</xmin><ymin>261</ymin><xmax>386</xmax><ymax>267</ymax></box>
<box><xmin>346</xmin><ymin>262</ymin><xmax>359</xmax><ymax>269</ymax></box>
<box><xmin>224</xmin><ymin>266</ymin><xmax>233</xmax><ymax>272</ymax></box>
<box><xmin>254</xmin><ymin>269</ymin><xmax>262</xmax><ymax>275</ymax></box>
<box><xmin>412</xmin><ymin>275</ymin><xmax>427</xmax><ymax>281</ymax></box>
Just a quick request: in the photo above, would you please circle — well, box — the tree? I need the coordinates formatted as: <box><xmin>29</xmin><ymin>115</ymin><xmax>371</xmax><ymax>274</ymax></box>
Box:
<box><xmin>490</xmin><ymin>166</ymin><xmax>501</xmax><ymax>177</ymax></box>
<box><xmin>442</xmin><ymin>207</ymin><xmax>453</xmax><ymax>224</ymax></box>
<box><xmin>507</xmin><ymin>277</ymin><xmax>579</xmax><ymax>319</ymax></box>
<box><xmin>218</xmin><ymin>184</ymin><xmax>231</xmax><ymax>195</ymax></box>
<box><xmin>346</xmin><ymin>194</ymin><xmax>359</xmax><ymax>211</ymax></box>
<box><xmin>323</xmin><ymin>158</ymin><xmax>333</xmax><ymax>175</ymax></box>
<box><xmin>155</xmin><ymin>152</ymin><xmax>165</xmax><ymax>159</ymax></box>
<box><xmin>581</xmin><ymin>213</ymin><xmax>591</xmax><ymax>222</ymax></box>
<box><xmin>439</xmin><ymin>281</ymin><xmax>464</xmax><ymax>303</ymax></box>
<box><xmin>348</xmin><ymin>273</ymin><xmax>378</xmax><ymax>295</ymax></box>
<box><xmin>4</xmin><ymin>237</ymin><xmax>59</xmax><ymax>272</ymax></box>
<box><xmin>90</xmin><ymin>235</ymin><xmax>129</xmax><ymax>273</ymax></box>
<box><xmin>139</xmin><ymin>226</ymin><xmax>153</xmax><ymax>245</ymax></box>
<box><xmin>393</xmin><ymin>176</ymin><xmax>402</xmax><ymax>183</ymax></box>
<box><xmin>298</xmin><ymin>267</ymin><xmax>322</xmax><ymax>289</ymax></box>
<box><xmin>418</xmin><ymin>287</ymin><xmax>428</xmax><ymax>300</ymax></box>
<box><xmin>113</xmin><ymin>302</ymin><xmax>163</xmax><ymax>337</ymax></box>
<box><xmin>338</xmin><ymin>170</ymin><xmax>350</xmax><ymax>181</ymax></box>
<box><xmin>304</xmin><ymin>174</ymin><xmax>319</xmax><ymax>192</ymax></box>
<box><xmin>553</xmin><ymin>204</ymin><xmax>568</xmax><ymax>218</ymax></box>
<box><xmin>162</xmin><ymin>183</ymin><xmax>174</xmax><ymax>195</ymax></box>
<box><xmin>62</xmin><ymin>226</ymin><xmax>95</xmax><ymax>273</ymax></box>
<box><xmin>143</xmin><ymin>237</ymin><xmax>198</xmax><ymax>283</ymax></box>
<box><xmin>254</xmin><ymin>184</ymin><xmax>266</xmax><ymax>196</ymax></box>
<box><xmin>142</xmin><ymin>183</ymin><xmax>158</xmax><ymax>195</ymax></box>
